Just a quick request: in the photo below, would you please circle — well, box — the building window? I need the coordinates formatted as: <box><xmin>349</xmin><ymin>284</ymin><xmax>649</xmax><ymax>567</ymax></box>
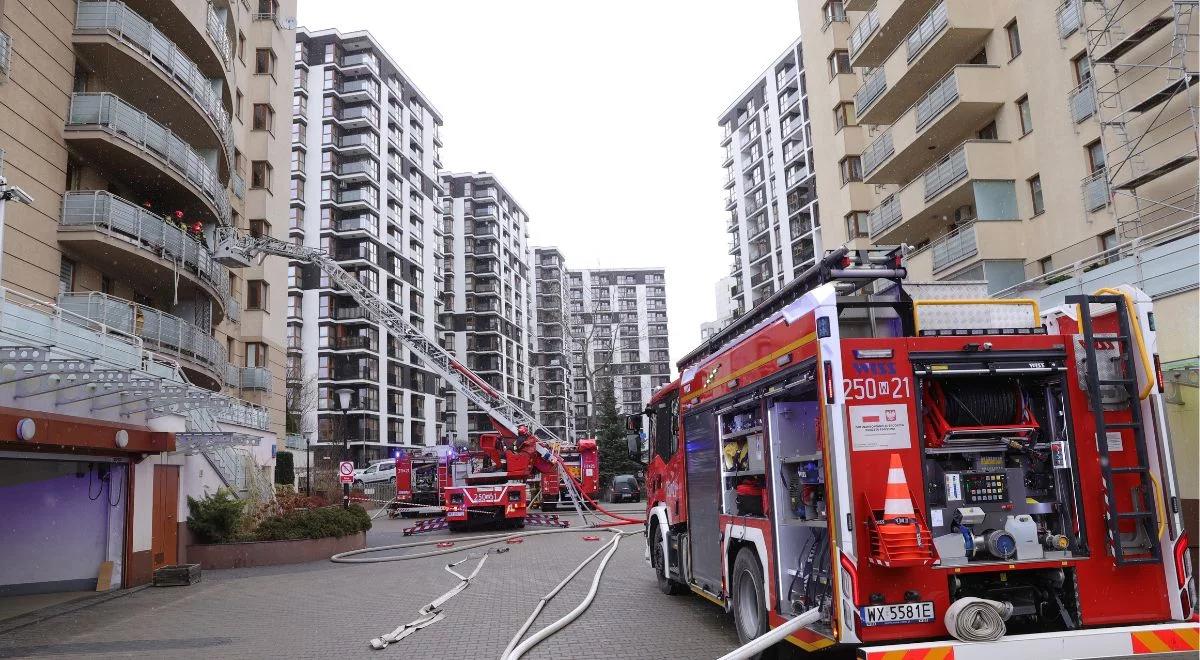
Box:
<box><xmin>1086</xmin><ymin>140</ymin><xmax>1105</xmax><ymax>172</ymax></box>
<box><xmin>1028</xmin><ymin>174</ymin><xmax>1044</xmax><ymax>216</ymax></box>
<box><xmin>976</xmin><ymin>121</ymin><xmax>998</xmax><ymax>140</ymax></box>
<box><xmin>58</xmin><ymin>257</ymin><xmax>75</xmax><ymax>294</ymax></box>
<box><xmin>1073</xmin><ymin>52</ymin><xmax>1092</xmax><ymax>84</ymax></box>
<box><xmin>252</xmin><ymin>103</ymin><xmax>275</xmax><ymax>132</ymax></box>
<box><xmin>833</xmin><ymin>102</ymin><xmax>855</xmax><ymax>132</ymax></box>
<box><xmin>249</xmin><ymin>219</ymin><xmax>270</xmax><ymax>238</ymax></box>
<box><xmin>245</xmin><ymin>342</ymin><xmax>267</xmax><ymax>368</ymax></box>
<box><xmin>1006</xmin><ymin>20</ymin><xmax>1022</xmax><ymax>59</ymax></box>
<box><xmin>254</xmin><ymin>48</ymin><xmax>276</xmax><ymax>76</ymax></box>
<box><xmin>828</xmin><ymin>49</ymin><xmax>851</xmax><ymax>78</ymax></box>
<box><xmin>845</xmin><ymin>211</ymin><xmax>869</xmax><ymax>239</ymax></box>
<box><xmin>1038</xmin><ymin>256</ymin><xmax>1053</xmax><ymax>275</ymax></box>
<box><xmin>838</xmin><ymin>155</ymin><xmax>862</xmax><ymax>185</ymax></box>
<box><xmin>251</xmin><ymin>161</ymin><xmax>272</xmax><ymax>190</ymax></box>
<box><xmin>247</xmin><ymin>280</ymin><xmax>269</xmax><ymax>311</ymax></box>
<box><xmin>237</xmin><ymin>32</ymin><xmax>246</xmax><ymax>63</ymax></box>
<box><xmin>822</xmin><ymin>0</ymin><xmax>846</xmax><ymax>27</ymax></box>
<box><xmin>1016</xmin><ymin>95</ymin><xmax>1033</xmax><ymax>135</ymax></box>
<box><xmin>1099</xmin><ymin>230</ymin><xmax>1118</xmax><ymax>258</ymax></box>
<box><xmin>235</xmin><ymin>90</ymin><xmax>243</xmax><ymax>120</ymax></box>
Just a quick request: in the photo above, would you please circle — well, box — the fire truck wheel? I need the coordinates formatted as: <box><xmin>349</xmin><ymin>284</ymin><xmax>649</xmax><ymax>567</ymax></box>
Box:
<box><xmin>732</xmin><ymin>548</ymin><xmax>769</xmax><ymax>653</ymax></box>
<box><xmin>652</xmin><ymin>531</ymin><xmax>686</xmax><ymax>595</ymax></box>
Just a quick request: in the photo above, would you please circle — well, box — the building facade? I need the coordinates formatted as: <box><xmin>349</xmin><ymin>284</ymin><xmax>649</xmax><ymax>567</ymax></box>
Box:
<box><xmin>700</xmin><ymin>275</ymin><xmax>740</xmax><ymax>340</ymax></box>
<box><xmin>290</xmin><ymin>28</ymin><xmax>447</xmax><ymax>463</ymax></box>
<box><xmin>719</xmin><ymin>36</ymin><xmax>821</xmax><ymax>314</ymax></box>
<box><xmin>568</xmin><ymin>267</ymin><xmax>670</xmax><ymax>429</ymax></box>
<box><xmin>440</xmin><ymin>172</ymin><xmax>535</xmax><ymax>446</ymax></box>
<box><xmin>0</xmin><ymin>0</ymin><xmax>292</xmax><ymax>599</ymax></box>
<box><xmin>796</xmin><ymin>0</ymin><xmax>1197</xmax><ymax>292</ymax></box>
<box><xmin>533</xmin><ymin>247</ymin><xmax>576</xmax><ymax>441</ymax></box>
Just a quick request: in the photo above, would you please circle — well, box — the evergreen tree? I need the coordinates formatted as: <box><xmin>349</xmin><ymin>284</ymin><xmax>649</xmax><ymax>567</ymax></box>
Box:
<box><xmin>594</xmin><ymin>387</ymin><xmax>641</xmax><ymax>486</ymax></box>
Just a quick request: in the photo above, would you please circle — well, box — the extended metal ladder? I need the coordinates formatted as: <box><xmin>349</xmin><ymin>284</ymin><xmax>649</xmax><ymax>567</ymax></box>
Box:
<box><xmin>1066</xmin><ymin>293</ymin><xmax>1161</xmax><ymax>565</ymax></box>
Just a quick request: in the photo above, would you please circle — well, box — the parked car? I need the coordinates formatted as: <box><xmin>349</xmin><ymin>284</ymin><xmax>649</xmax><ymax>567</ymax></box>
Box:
<box><xmin>605</xmin><ymin>474</ymin><xmax>641</xmax><ymax>503</ymax></box>
<box><xmin>353</xmin><ymin>460</ymin><xmax>396</xmax><ymax>486</ymax></box>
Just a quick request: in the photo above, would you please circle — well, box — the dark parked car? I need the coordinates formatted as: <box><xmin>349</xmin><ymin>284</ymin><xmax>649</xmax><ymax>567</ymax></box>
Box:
<box><xmin>606</xmin><ymin>474</ymin><xmax>641</xmax><ymax>503</ymax></box>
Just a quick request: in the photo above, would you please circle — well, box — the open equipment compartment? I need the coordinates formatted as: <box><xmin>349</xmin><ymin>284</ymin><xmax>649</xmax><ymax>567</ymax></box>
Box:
<box><xmin>765</xmin><ymin>366</ymin><xmax>834</xmax><ymax>627</ymax></box>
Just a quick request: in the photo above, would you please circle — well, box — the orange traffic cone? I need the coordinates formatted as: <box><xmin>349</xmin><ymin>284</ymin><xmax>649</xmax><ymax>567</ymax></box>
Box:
<box><xmin>869</xmin><ymin>453</ymin><xmax>934</xmax><ymax>567</ymax></box>
<box><xmin>883</xmin><ymin>453</ymin><xmax>916</xmax><ymax>522</ymax></box>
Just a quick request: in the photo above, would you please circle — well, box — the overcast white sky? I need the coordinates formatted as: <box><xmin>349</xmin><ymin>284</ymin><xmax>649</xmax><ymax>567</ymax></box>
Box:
<box><xmin>297</xmin><ymin>1</ymin><xmax>802</xmax><ymax>371</ymax></box>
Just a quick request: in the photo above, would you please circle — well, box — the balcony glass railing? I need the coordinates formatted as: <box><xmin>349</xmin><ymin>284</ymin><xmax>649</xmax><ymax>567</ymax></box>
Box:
<box><xmin>61</xmin><ymin>191</ymin><xmax>231</xmax><ymax>305</ymax></box>
<box><xmin>75</xmin><ymin>1</ymin><xmax>233</xmax><ymax>162</ymax></box>
<box><xmin>923</xmin><ymin>144</ymin><xmax>969</xmax><ymax>201</ymax></box>
<box><xmin>1057</xmin><ymin>0</ymin><xmax>1082</xmax><ymax>39</ymax></box>
<box><xmin>1069</xmin><ymin>79</ymin><xmax>1096</xmax><ymax>123</ymax></box>
<box><xmin>338</xmin><ymin>105</ymin><xmax>379</xmax><ymax>124</ymax></box>
<box><xmin>57</xmin><ymin>292</ymin><xmax>226</xmax><ymax>375</ymax></box>
<box><xmin>1082</xmin><ymin>169</ymin><xmax>1110</xmax><ymax>211</ymax></box>
<box><xmin>854</xmin><ymin>68</ymin><xmax>887</xmax><ymax>114</ymax></box>
<box><xmin>930</xmin><ymin>223</ymin><xmax>978</xmax><ymax>272</ymax></box>
<box><xmin>861</xmin><ymin>130</ymin><xmax>895</xmax><ymax>177</ymax></box>
<box><xmin>337</xmin><ymin>160</ymin><xmax>376</xmax><ymax>179</ymax></box>
<box><xmin>867</xmin><ymin>194</ymin><xmax>903</xmax><ymax>237</ymax></box>
<box><xmin>240</xmin><ymin>367</ymin><xmax>272</xmax><ymax>392</ymax></box>
<box><xmin>341</xmin><ymin>52</ymin><xmax>379</xmax><ymax>73</ymax></box>
<box><xmin>915</xmin><ymin>69</ymin><xmax>959</xmax><ymax>130</ymax></box>
<box><xmin>337</xmin><ymin>133</ymin><xmax>378</xmax><ymax>153</ymax></box>
<box><xmin>906</xmin><ymin>1</ymin><xmax>948</xmax><ymax>62</ymax></box>
<box><xmin>848</xmin><ymin>9</ymin><xmax>879</xmax><ymax>57</ymax></box>
<box><xmin>335</xmin><ymin>216</ymin><xmax>378</xmax><ymax>234</ymax></box>
<box><xmin>339</xmin><ymin>79</ymin><xmax>379</xmax><ymax>101</ymax></box>
<box><xmin>231</xmin><ymin>172</ymin><xmax>245</xmax><ymax>199</ymax></box>
<box><xmin>336</xmin><ymin>188</ymin><xmax>376</xmax><ymax>207</ymax></box>
<box><xmin>67</xmin><ymin>93</ymin><xmax>230</xmax><ymax>225</ymax></box>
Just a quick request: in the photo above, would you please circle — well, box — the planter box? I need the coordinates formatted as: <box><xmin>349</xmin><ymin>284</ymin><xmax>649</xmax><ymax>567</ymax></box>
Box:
<box><xmin>153</xmin><ymin>563</ymin><xmax>201</xmax><ymax>587</ymax></box>
<box><xmin>186</xmin><ymin>532</ymin><xmax>366</xmax><ymax>570</ymax></box>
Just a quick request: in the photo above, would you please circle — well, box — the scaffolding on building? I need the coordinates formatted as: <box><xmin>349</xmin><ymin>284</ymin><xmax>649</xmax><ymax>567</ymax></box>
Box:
<box><xmin>1084</xmin><ymin>0</ymin><xmax>1200</xmax><ymax>240</ymax></box>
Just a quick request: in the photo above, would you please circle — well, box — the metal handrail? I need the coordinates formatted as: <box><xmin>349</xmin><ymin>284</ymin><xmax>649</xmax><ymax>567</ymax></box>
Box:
<box><xmin>75</xmin><ymin>1</ymin><xmax>233</xmax><ymax>163</ymax></box>
<box><xmin>60</xmin><ymin>191</ymin><xmax>232</xmax><ymax>305</ymax></box>
<box><xmin>868</xmin><ymin>194</ymin><xmax>903</xmax><ymax>237</ymax></box>
<box><xmin>1068</xmin><ymin>79</ymin><xmax>1096</xmax><ymax>123</ymax></box>
<box><xmin>855</xmin><ymin>68</ymin><xmax>887</xmax><ymax>114</ymax></box>
<box><xmin>924</xmin><ymin>143</ymin><xmax>969</xmax><ymax>200</ymax></box>
<box><xmin>906</xmin><ymin>0</ymin><xmax>948</xmax><ymax>62</ymax></box>
<box><xmin>848</xmin><ymin>9</ymin><xmax>880</xmax><ymax>57</ymax></box>
<box><xmin>205</xmin><ymin>5</ymin><xmax>231</xmax><ymax>65</ymax></box>
<box><xmin>1057</xmin><ymin>0</ymin><xmax>1082</xmax><ymax>39</ymax></box>
<box><xmin>915</xmin><ymin>69</ymin><xmax>959</xmax><ymax>129</ymax></box>
<box><xmin>240</xmin><ymin>366</ymin><xmax>272</xmax><ymax>391</ymax></box>
<box><xmin>930</xmin><ymin>223</ymin><xmax>979</xmax><ymax>272</ymax></box>
<box><xmin>0</xmin><ymin>31</ymin><xmax>10</xmax><ymax>79</ymax></box>
<box><xmin>1082</xmin><ymin>168</ymin><xmax>1110</xmax><ymax>211</ymax></box>
<box><xmin>66</xmin><ymin>93</ymin><xmax>231</xmax><ymax>225</ymax></box>
<box><xmin>861</xmin><ymin>130</ymin><xmax>895</xmax><ymax>177</ymax></box>
<box><xmin>57</xmin><ymin>291</ymin><xmax>228</xmax><ymax>376</ymax></box>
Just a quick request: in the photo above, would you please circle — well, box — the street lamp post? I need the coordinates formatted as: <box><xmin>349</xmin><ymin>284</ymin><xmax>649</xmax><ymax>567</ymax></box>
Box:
<box><xmin>335</xmin><ymin>388</ymin><xmax>355</xmax><ymax>510</ymax></box>
<box><xmin>304</xmin><ymin>431</ymin><xmax>313</xmax><ymax>497</ymax></box>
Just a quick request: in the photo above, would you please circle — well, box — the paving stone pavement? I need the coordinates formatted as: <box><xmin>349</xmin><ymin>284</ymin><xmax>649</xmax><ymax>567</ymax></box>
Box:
<box><xmin>0</xmin><ymin>505</ymin><xmax>741</xmax><ymax>660</ymax></box>
<box><xmin>0</xmin><ymin>504</ymin><xmax>1186</xmax><ymax>660</ymax></box>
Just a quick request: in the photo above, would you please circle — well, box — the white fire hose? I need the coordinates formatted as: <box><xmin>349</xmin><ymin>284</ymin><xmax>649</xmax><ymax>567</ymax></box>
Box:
<box><xmin>714</xmin><ymin>607</ymin><xmax>821</xmax><ymax>660</ymax></box>
<box><xmin>944</xmin><ymin>597</ymin><xmax>1013</xmax><ymax>642</ymax></box>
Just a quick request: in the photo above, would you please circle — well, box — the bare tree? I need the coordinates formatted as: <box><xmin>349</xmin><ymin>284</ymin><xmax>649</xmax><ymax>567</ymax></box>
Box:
<box><xmin>285</xmin><ymin>360</ymin><xmax>318</xmax><ymax>438</ymax></box>
<box><xmin>570</xmin><ymin>304</ymin><xmax>655</xmax><ymax>438</ymax></box>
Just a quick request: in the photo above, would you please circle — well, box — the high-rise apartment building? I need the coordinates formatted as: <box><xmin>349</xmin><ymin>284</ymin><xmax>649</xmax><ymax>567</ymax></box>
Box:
<box><xmin>441</xmin><ymin>172</ymin><xmax>535</xmax><ymax>446</ymax></box>
<box><xmin>719</xmin><ymin>36</ymin><xmax>821</xmax><ymax>314</ymax></box>
<box><xmin>568</xmin><ymin>268</ymin><xmax>670</xmax><ymax>428</ymax></box>
<box><xmin>0</xmin><ymin>0</ymin><xmax>293</xmax><ymax>594</ymax></box>
<box><xmin>290</xmin><ymin>28</ymin><xmax>446</xmax><ymax>463</ymax></box>
<box><xmin>797</xmin><ymin>0</ymin><xmax>1197</xmax><ymax>292</ymax></box>
<box><xmin>533</xmin><ymin>247</ymin><xmax>576</xmax><ymax>441</ymax></box>
<box><xmin>700</xmin><ymin>276</ymin><xmax>741</xmax><ymax>340</ymax></box>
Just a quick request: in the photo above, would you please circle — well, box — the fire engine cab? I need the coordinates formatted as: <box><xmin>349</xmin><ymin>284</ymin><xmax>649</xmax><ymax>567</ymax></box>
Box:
<box><xmin>639</xmin><ymin>247</ymin><xmax>1195</xmax><ymax>658</ymax></box>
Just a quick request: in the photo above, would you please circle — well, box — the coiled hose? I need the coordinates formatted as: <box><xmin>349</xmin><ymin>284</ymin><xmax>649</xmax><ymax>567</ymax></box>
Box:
<box><xmin>943</xmin><ymin>597</ymin><xmax>1013</xmax><ymax>642</ymax></box>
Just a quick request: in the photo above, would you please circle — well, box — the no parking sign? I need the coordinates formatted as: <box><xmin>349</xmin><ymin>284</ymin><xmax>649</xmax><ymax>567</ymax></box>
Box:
<box><xmin>339</xmin><ymin>461</ymin><xmax>355</xmax><ymax>484</ymax></box>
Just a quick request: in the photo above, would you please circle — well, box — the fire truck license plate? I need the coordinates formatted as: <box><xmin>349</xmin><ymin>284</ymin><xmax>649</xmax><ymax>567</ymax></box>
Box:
<box><xmin>860</xmin><ymin>602</ymin><xmax>934</xmax><ymax>626</ymax></box>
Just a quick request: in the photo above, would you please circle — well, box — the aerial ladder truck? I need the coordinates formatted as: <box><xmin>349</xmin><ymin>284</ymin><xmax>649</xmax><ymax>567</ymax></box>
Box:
<box><xmin>213</xmin><ymin>230</ymin><xmax>596</xmax><ymax>529</ymax></box>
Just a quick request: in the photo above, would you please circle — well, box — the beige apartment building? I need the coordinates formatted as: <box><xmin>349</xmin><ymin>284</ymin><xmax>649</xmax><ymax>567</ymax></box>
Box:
<box><xmin>798</xmin><ymin>0</ymin><xmax>1197</xmax><ymax>289</ymax></box>
<box><xmin>0</xmin><ymin>0</ymin><xmax>294</xmax><ymax>600</ymax></box>
<box><xmin>798</xmin><ymin>0</ymin><xmax>1199</xmax><ymax>544</ymax></box>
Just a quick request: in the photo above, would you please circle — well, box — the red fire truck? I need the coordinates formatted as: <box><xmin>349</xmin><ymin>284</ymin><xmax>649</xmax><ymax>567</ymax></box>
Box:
<box><xmin>639</xmin><ymin>247</ymin><xmax>1195</xmax><ymax>658</ymax></box>
<box><xmin>537</xmin><ymin>440</ymin><xmax>600</xmax><ymax>511</ymax></box>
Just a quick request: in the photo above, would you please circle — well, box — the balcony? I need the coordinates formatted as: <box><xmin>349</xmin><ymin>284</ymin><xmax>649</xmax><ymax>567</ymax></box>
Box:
<box><xmin>332</xmin><ymin>78</ymin><xmax>379</xmax><ymax>103</ymax></box>
<box><xmin>240</xmin><ymin>367</ymin><xmax>272</xmax><ymax>392</ymax></box>
<box><xmin>1068</xmin><ymin>80</ymin><xmax>1096</xmax><ymax>123</ymax></box>
<box><xmin>333</xmin><ymin>132</ymin><xmax>378</xmax><ymax>155</ymax></box>
<box><xmin>903</xmin><ymin>220</ymin><xmax>1026</xmax><ymax>281</ymax></box>
<box><xmin>855</xmin><ymin>0</ymin><xmax>993</xmax><ymax>126</ymax></box>
<box><xmin>848</xmin><ymin>0</ymin><xmax>942</xmax><ymax>67</ymax></box>
<box><xmin>1081</xmin><ymin>169</ymin><xmax>1111</xmax><ymax>212</ymax></box>
<box><xmin>1056</xmin><ymin>0</ymin><xmax>1083</xmax><ymax>39</ymax></box>
<box><xmin>874</xmin><ymin>140</ymin><xmax>1017</xmax><ymax>245</ymax></box>
<box><xmin>847</xmin><ymin>9</ymin><xmax>880</xmax><ymax>62</ymax></box>
<box><xmin>73</xmin><ymin>1</ymin><xmax>233</xmax><ymax>170</ymax></box>
<box><xmin>330</xmin><ymin>105</ymin><xmax>379</xmax><ymax>129</ymax></box>
<box><xmin>863</xmin><ymin>65</ymin><xmax>1004</xmax><ymax>185</ymax></box>
<box><xmin>332</xmin><ymin>187</ymin><xmax>377</xmax><ymax>210</ymax></box>
<box><xmin>333</xmin><ymin>215</ymin><xmax>378</xmax><ymax>236</ymax></box>
<box><xmin>332</xmin><ymin>159</ymin><xmax>377</xmax><ymax>183</ymax></box>
<box><xmin>66</xmin><ymin>93</ymin><xmax>230</xmax><ymax>226</ymax></box>
<box><xmin>59</xmin><ymin>191</ymin><xmax>231</xmax><ymax>322</ymax></box>
<box><xmin>339</xmin><ymin>51</ymin><xmax>379</xmax><ymax>75</ymax></box>
<box><xmin>57</xmin><ymin>292</ymin><xmax>227</xmax><ymax>390</ymax></box>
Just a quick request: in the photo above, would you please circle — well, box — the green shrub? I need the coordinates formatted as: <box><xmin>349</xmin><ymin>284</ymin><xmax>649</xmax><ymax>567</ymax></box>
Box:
<box><xmin>274</xmin><ymin>451</ymin><xmax>295</xmax><ymax>485</ymax></box>
<box><xmin>253</xmin><ymin>504</ymin><xmax>372</xmax><ymax>542</ymax></box>
<box><xmin>186</xmin><ymin>489</ymin><xmax>247</xmax><ymax>544</ymax></box>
